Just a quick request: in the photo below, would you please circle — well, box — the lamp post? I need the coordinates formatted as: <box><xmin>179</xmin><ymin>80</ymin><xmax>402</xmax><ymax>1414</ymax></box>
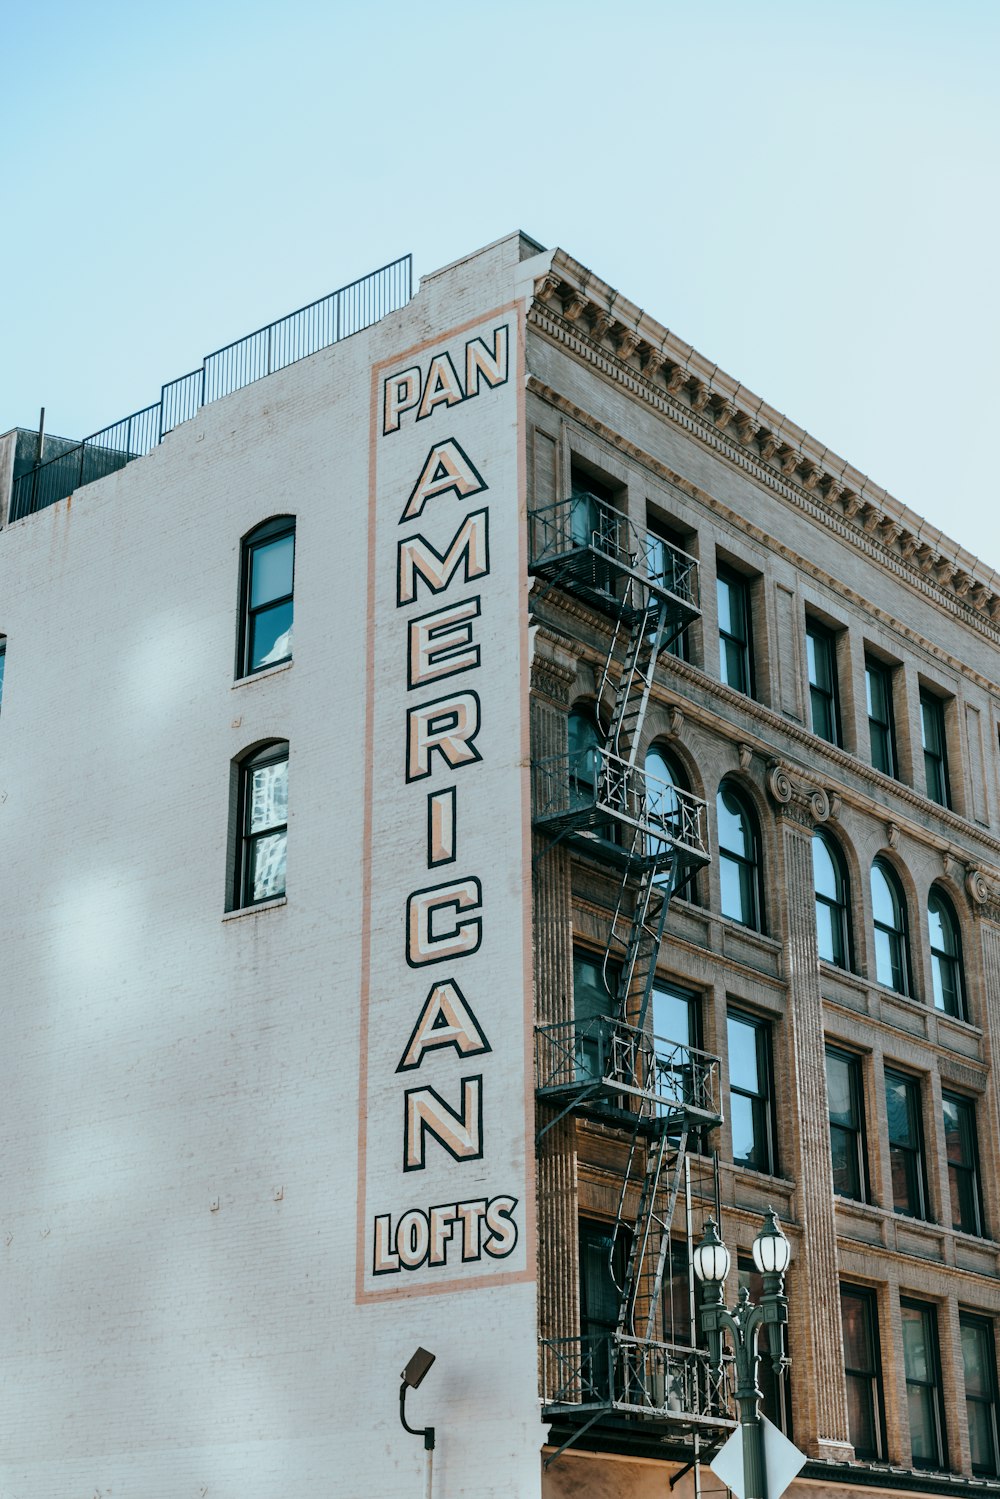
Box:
<box><xmin>693</xmin><ymin>1209</ymin><xmax>791</xmax><ymax>1499</ymax></box>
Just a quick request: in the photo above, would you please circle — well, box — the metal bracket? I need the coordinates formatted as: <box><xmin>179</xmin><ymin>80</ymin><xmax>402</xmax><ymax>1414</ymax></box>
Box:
<box><xmin>543</xmin><ymin>1410</ymin><xmax>606</xmax><ymax>1468</ymax></box>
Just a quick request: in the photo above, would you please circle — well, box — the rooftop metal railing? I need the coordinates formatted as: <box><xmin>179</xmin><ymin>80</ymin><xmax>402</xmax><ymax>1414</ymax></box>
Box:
<box><xmin>10</xmin><ymin>254</ymin><xmax>412</xmax><ymax>523</ymax></box>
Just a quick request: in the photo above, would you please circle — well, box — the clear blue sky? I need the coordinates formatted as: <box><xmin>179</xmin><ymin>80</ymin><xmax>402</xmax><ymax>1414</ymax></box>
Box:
<box><xmin>3</xmin><ymin>1</ymin><xmax>997</xmax><ymax>566</ymax></box>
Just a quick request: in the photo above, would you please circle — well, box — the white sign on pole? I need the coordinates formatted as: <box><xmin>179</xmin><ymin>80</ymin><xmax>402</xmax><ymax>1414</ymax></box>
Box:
<box><xmin>710</xmin><ymin>1416</ymin><xmax>807</xmax><ymax>1499</ymax></box>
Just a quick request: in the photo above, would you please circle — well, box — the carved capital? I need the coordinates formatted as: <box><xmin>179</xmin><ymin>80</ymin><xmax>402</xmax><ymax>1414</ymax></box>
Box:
<box><xmin>966</xmin><ymin>865</ymin><xmax>992</xmax><ymax>908</ymax></box>
<box><xmin>767</xmin><ymin>759</ymin><xmax>833</xmax><ymax>825</ymax></box>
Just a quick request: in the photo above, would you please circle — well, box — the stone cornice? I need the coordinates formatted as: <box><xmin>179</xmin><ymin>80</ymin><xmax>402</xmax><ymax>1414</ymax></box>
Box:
<box><xmin>528</xmin><ymin>263</ymin><xmax>1000</xmax><ymax>643</ymax></box>
<box><xmin>526</xmin><ymin>373</ymin><xmax>1000</xmax><ymax>700</ymax></box>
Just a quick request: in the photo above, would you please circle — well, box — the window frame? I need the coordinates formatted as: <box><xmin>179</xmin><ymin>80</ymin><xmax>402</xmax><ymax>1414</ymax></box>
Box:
<box><xmin>870</xmin><ymin>858</ymin><xmax>911</xmax><ymax>996</ymax></box>
<box><xmin>920</xmin><ymin>689</ymin><xmax>951</xmax><ymax>808</ymax></box>
<box><xmin>813</xmin><ymin>830</ymin><xmax>851</xmax><ymax>970</ymax></box>
<box><xmin>826</xmin><ymin>1045</ymin><xmax>869</xmax><ymax>1203</ymax></box>
<box><xmin>885</xmin><ymin>1067</ymin><xmax>930</xmax><ymax>1221</ymax></box>
<box><xmin>237</xmin><ymin>516</ymin><xmax>296</xmax><ymax>679</ymax></box>
<box><xmin>646</xmin><ymin>517</ymin><xmax>694</xmax><ymax>662</ymax></box>
<box><xmin>928</xmin><ymin>889</ymin><xmax>965</xmax><ymax>1020</ymax></box>
<box><xmin>716</xmin><ymin>564</ymin><xmax>754</xmax><ymax>696</ymax></box>
<box><xmin>727</xmin><ymin>1008</ymin><xmax>777</xmax><ymax>1176</ymax></box>
<box><xmin>233</xmin><ymin>740</ymin><xmax>289</xmax><ymax>910</ymax></box>
<box><xmin>865</xmin><ymin>655</ymin><xmax>898</xmax><ymax>777</ymax></box>
<box><xmin>942</xmin><ymin>1090</ymin><xmax>985</xmax><ymax>1238</ymax></box>
<box><xmin>717</xmin><ymin>781</ymin><xmax>764</xmax><ymax>933</ymax></box>
<box><xmin>0</xmin><ymin>635</ymin><xmax>5</xmax><ymax>712</ymax></box>
<box><xmin>960</xmin><ymin>1312</ymin><xmax>1000</xmax><ymax>1477</ymax></box>
<box><xmin>840</xmin><ymin>1282</ymin><xmax>887</xmax><ymax>1461</ymax></box>
<box><xmin>900</xmin><ymin>1297</ymin><xmax>948</xmax><ymax>1471</ymax></box>
<box><xmin>806</xmin><ymin>617</ymin><xmax>841</xmax><ymax>746</ymax></box>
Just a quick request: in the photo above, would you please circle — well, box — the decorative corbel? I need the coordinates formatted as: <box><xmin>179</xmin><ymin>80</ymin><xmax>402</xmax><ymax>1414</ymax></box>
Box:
<box><xmin>713</xmin><ymin>400</ymin><xmax>737</xmax><ymax>432</ymax></box>
<box><xmin>936</xmin><ymin>559</ymin><xmax>957</xmax><ymax>588</ymax></box>
<box><xmin>915</xmin><ymin>543</ymin><xmax>938</xmax><ymax>573</ymax></box>
<box><xmin>758</xmin><ymin>432</ymin><xmax>779</xmax><ymax>462</ymax></box>
<box><xmin>860</xmin><ymin>503</ymin><xmax>882</xmax><ymax>534</ymax></box>
<box><xmin>952</xmin><ymin>571</ymin><xmax>972</xmax><ymax>597</ymax></box>
<box><xmin>777</xmin><ymin>445</ymin><xmax>799</xmax><ymax>477</ymax></box>
<box><xmin>971</xmin><ymin>584</ymin><xmax>992</xmax><ymax>612</ymax></box>
<box><xmin>823</xmin><ymin>479</ymin><xmax>844</xmax><ymax>507</ymax></box>
<box><xmin>589</xmin><ymin>307</ymin><xmax>613</xmax><ymax>342</ymax></box>
<box><xmin>886</xmin><ymin>821</ymin><xmax>900</xmax><ymax>850</ymax></box>
<box><xmin>536</xmin><ymin>272</ymin><xmax>561</xmax><ymax>302</ymax></box>
<box><xmin>880</xmin><ymin>519</ymin><xmax>903</xmax><ymax>548</ymax></box>
<box><xmin>738</xmin><ymin>743</ymin><xmax>754</xmax><ymax>772</ymax></box>
<box><xmin>801</xmin><ymin>465</ymin><xmax>822</xmax><ymax>491</ymax></box>
<box><xmin>841</xmin><ymin>492</ymin><xmax>863</xmax><ymax>521</ymax></box>
<box><xmin>666</xmin><ymin>705</ymin><xmax>685</xmax><ymax>739</ymax></box>
<box><xmin>616</xmin><ymin>327</ymin><xmax>641</xmax><ymax>360</ymax></box>
<box><xmin>735</xmin><ymin>414</ymin><xmax>758</xmax><ymax>446</ymax></box>
<box><xmin>562</xmin><ymin>289</ymin><xmax>589</xmax><ymax>322</ymax></box>
<box><xmin>689</xmin><ymin>381</ymin><xmax>713</xmax><ymax>413</ymax></box>
<box><xmin>665</xmin><ymin>363</ymin><xmax>687</xmax><ymax>395</ymax></box>
<box><xmin>641</xmin><ymin>345</ymin><xmax>667</xmax><ymax>379</ymax></box>
<box><xmin>767</xmin><ymin>760</ymin><xmax>794</xmax><ymax>807</ymax></box>
<box><xmin>899</xmin><ymin>533</ymin><xmax>919</xmax><ymax>561</ymax></box>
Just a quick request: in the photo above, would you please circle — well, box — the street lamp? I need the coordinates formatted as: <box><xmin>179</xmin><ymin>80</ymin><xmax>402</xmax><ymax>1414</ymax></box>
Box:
<box><xmin>694</xmin><ymin>1210</ymin><xmax>790</xmax><ymax>1499</ymax></box>
<box><xmin>399</xmin><ymin>1347</ymin><xmax>436</xmax><ymax>1451</ymax></box>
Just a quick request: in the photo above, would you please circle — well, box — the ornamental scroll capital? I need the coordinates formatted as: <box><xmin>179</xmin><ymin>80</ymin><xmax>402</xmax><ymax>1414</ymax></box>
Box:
<box><xmin>965</xmin><ymin>865</ymin><xmax>992</xmax><ymax>909</ymax></box>
<box><xmin>767</xmin><ymin>759</ymin><xmax>837</xmax><ymax>827</ymax></box>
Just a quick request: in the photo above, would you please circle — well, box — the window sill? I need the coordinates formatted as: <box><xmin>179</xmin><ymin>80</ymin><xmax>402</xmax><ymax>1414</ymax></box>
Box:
<box><xmin>223</xmin><ymin>896</ymin><xmax>287</xmax><ymax>921</ymax></box>
<box><xmin>233</xmin><ymin>660</ymin><xmax>293</xmax><ymax>688</ymax></box>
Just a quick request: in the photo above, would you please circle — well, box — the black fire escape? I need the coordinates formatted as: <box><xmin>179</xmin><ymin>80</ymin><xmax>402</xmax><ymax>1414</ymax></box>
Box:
<box><xmin>530</xmin><ymin>491</ymin><xmax>732</xmax><ymax>1462</ymax></box>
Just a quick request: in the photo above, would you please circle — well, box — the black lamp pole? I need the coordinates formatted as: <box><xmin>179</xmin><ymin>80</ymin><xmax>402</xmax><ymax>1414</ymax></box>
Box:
<box><xmin>694</xmin><ymin>1211</ymin><xmax>790</xmax><ymax>1499</ymax></box>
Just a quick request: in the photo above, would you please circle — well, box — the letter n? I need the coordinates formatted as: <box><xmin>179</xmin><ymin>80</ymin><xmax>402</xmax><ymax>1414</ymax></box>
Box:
<box><xmin>403</xmin><ymin>1077</ymin><xmax>483</xmax><ymax>1171</ymax></box>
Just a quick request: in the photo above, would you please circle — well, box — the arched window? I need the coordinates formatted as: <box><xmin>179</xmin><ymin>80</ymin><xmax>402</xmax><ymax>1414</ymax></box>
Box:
<box><xmin>645</xmin><ymin>745</ymin><xmax>682</xmax><ymax>829</ymax></box>
<box><xmin>813</xmin><ymin>832</ymin><xmax>850</xmax><ymax>969</ymax></box>
<box><xmin>871</xmin><ymin>859</ymin><xmax>910</xmax><ymax>994</ymax></box>
<box><xmin>568</xmin><ymin>706</ymin><xmax>600</xmax><ymax>806</ymax></box>
<box><xmin>238</xmin><ymin>516</ymin><xmax>295</xmax><ymax>677</ymax></box>
<box><xmin>928</xmin><ymin>889</ymin><xmax>965</xmax><ymax>1018</ymax></box>
<box><xmin>232</xmin><ymin>740</ymin><xmax>289</xmax><ymax>909</ymax></box>
<box><xmin>717</xmin><ymin>783</ymin><xmax>762</xmax><ymax>931</ymax></box>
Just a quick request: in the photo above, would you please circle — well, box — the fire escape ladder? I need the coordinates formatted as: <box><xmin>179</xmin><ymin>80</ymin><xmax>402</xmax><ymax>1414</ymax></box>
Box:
<box><xmin>611</xmin><ymin>1122</ymin><xmax>689</xmax><ymax>1341</ymax></box>
<box><xmin>602</xmin><ymin>858</ymin><xmax>672</xmax><ymax>1030</ymax></box>
<box><xmin>608</xmin><ymin>599</ymin><xmax>670</xmax><ymax>766</ymax></box>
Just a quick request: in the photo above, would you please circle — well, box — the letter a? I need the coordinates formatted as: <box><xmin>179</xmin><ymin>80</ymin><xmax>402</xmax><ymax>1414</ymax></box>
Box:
<box><xmin>396</xmin><ymin>980</ymin><xmax>492</xmax><ymax>1071</ymax></box>
<box><xmin>401</xmin><ymin>439</ymin><xmax>487</xmax><ymax>522</ymax></box>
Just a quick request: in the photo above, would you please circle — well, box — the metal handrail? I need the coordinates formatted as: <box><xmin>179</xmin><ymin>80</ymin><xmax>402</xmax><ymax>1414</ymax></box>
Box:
<box><xmin>532</xmin><ymin>745</ymin><xmax>708</xmax><ymax>855</ymax></box>
<box><xmin>529</xmin><ymin>491</ymin><xmax>700</xmax><ymax>608</ymax></box>
<box><xmin>540</xmin><ymin>1333</ymin><xmax>729</xmax><ymax>1421</ymax></box>
<box><xmin>10</xmin><ymin>254</ymin><xmax>413</xmax><ymax>522</ymax></box>
<box><xmin>535</xmin><ymin>1016</ymin><xmax>721</xmax><ymax>1120</ymax></box>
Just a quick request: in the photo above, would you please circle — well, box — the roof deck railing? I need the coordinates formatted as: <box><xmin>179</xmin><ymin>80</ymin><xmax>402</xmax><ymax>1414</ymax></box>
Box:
<box><xmin>10</xmin><ymin>254</ymin><xmax>413</xmax><ymax>523</ymax></box>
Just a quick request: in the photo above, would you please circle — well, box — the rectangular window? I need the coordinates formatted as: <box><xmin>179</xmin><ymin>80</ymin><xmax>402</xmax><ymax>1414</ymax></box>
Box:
<box><xmin>579</xmin><ymin>1218</ymin><xmax>628</xmax><ymax>1400</ymax></box>
<box><xmin>807</xmin><ymin>619</ymin><xmax>841</xmax><ymax>745</ymax></box>
<box><xmin>573</xmin><ymin>950</ymin><xmax>614</xmax><ymax>1082</ymax></box>
<box><xmin>920</xmin><ymin>691</ymin><xmax>950</xmax><ymax>807</ymax></box>
<box><xmin>943</xmin><ymin>1092</ymin><xmax>984</xmax><ymax>1237</ymax></box>
<box><xmin>885</xmin><ymin>1068</ymin><xmax>929</xmax><ymax>1220</ymax></box>
<box><xmin>740</xmin><ymin>1258</ymin><xmax>792</xmax><ymax>1434</ymax></box>
<box><xmin>646</xmin><ymin>518</ymin><xmax>696</xmax><ymax>662</ymax></box>
<box><xmin>662</xmin><ymin>1237</ymin><xmax>699</xmax><ymax>1349</ymax></box>
<box><xmin>0</xmin><ymin>637</ymin><xmax>5</xmax><ymax>710</ymax></box>
<box><xmin>653</xmin><ymin>981</ymin><xmax>702</xmax><ymax>1136</ymax></box>
<box><xmin>717</xmin><ymin>566</ymin><xmax>753</xmax><ymax>695</ymax></box>
<box><xmin>840</xmin><ymin>1284</ymin><xmax>886</xmax><ymax>1460</ymax></box>
<box><xmin>236</xmin><ymin>742</ymin><xmax>289</xmax><ymax>908</ymax></box>
<box><xmin>826</xmin><ymin>1047</ymin><xmax>868</xmax><ymax>1202</ymax></box>
<box><xmin>727</xmin><ymin>1010</ymin><xmax>775</xmax><ymax>1175</ymax></box>
<box><xmin>901</xmin><ymin>1298</ymin><xmax>948</xmax><ymax>1470</ymax></box>
<box><xmin>865</xmin><ymin>657</ymin><xmax>897</xmax><ymax>777</ymax></box>
<box><xmin>961</xmin><ymin>1314</ymin><xmax>1000</xmax><ymax>1476</ymax></box>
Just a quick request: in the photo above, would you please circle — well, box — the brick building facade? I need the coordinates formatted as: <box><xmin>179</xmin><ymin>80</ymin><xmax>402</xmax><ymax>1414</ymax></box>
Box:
<box><xmin>2</xmin><ymin>233</ymin><xmax>999</xmax><ymax>1498</ymax></box>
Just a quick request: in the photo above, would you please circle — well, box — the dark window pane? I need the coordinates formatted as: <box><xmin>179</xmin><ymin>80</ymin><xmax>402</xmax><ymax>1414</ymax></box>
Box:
<box><xmin>902</xmin><ymin>1301</ymin><xmax>946</xmax><ymax>1470</ymax></box>
<box><xmin>250</xmin><ymin>533</ymin><xmax>295</xmax><ymax>607</ymax></box>
<box><xmin>962</xmin><ymin>1317</ymin><xmax>999</xmax><ymax>1475</ymax></box>
<box><xmin>921</xmin><ymin>693</ymin><xmax>950</xmax><ymax>807</ymax></box>
<box><xmin>728</xmin><ymin>1015</ymin><xmax>760</xmax><ymax>1093</ymax></box>
<box><xmin>928</xmin><ymin>893</ymin><xmax>963</xmax><ymax>1017</ymax></box>
<box><xmin>717</xmin><ymin>570</ymin><xmax>752</xmax><ymax>694</ymax></box>
<box><xmin>728</xmin><ymin>1013</ymin><xmax>772</xmax><ymax>1174</ymax></box>
<box><xmin>866</xmin><ymin>660</ymin><xmax>897</xmax><ymax>776</ymax></box>
<box><xmin>250</xmin><ymin>599</ymin><xmax>294</xmax><ymax>671</ymax></box>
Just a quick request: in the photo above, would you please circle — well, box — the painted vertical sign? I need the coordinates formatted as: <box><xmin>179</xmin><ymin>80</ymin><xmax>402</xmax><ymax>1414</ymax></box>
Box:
<box><xmin>357</xmin><ymin>305</ymin><xmax>533</xmax><ymax>1299</ymax></box>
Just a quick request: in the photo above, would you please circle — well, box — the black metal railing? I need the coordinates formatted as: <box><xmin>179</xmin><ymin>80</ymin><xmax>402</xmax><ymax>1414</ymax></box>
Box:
<box><xmin>541</xmin><ymin>1334</ymin><xmax>730</xmax><ymax>1424</ymax></box>
<box><xmin>529</xmin><ymin>492</ymin><xmax>700</xmax><ymax>611</ymax></box>
<box><xmin>535</xmin><ymin>1017</ymin><xmax>721</xmax><ymax>1121</ymax></box>
<box><xmin>10</xmin><ymin>254</ymin><xmax>412</xmax><ymax>523</ymax></box>
<box><xmin>532</xmin><ymin>745</ymin><xmax>709</xmax><ymax>857</ymax></box>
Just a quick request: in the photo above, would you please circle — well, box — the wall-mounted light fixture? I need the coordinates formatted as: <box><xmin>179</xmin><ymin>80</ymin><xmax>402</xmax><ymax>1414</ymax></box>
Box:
<box><xmin>399</xmin><ymin>1347</ymin><xmax>436</xmax><ymax>1452</ymax></box>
